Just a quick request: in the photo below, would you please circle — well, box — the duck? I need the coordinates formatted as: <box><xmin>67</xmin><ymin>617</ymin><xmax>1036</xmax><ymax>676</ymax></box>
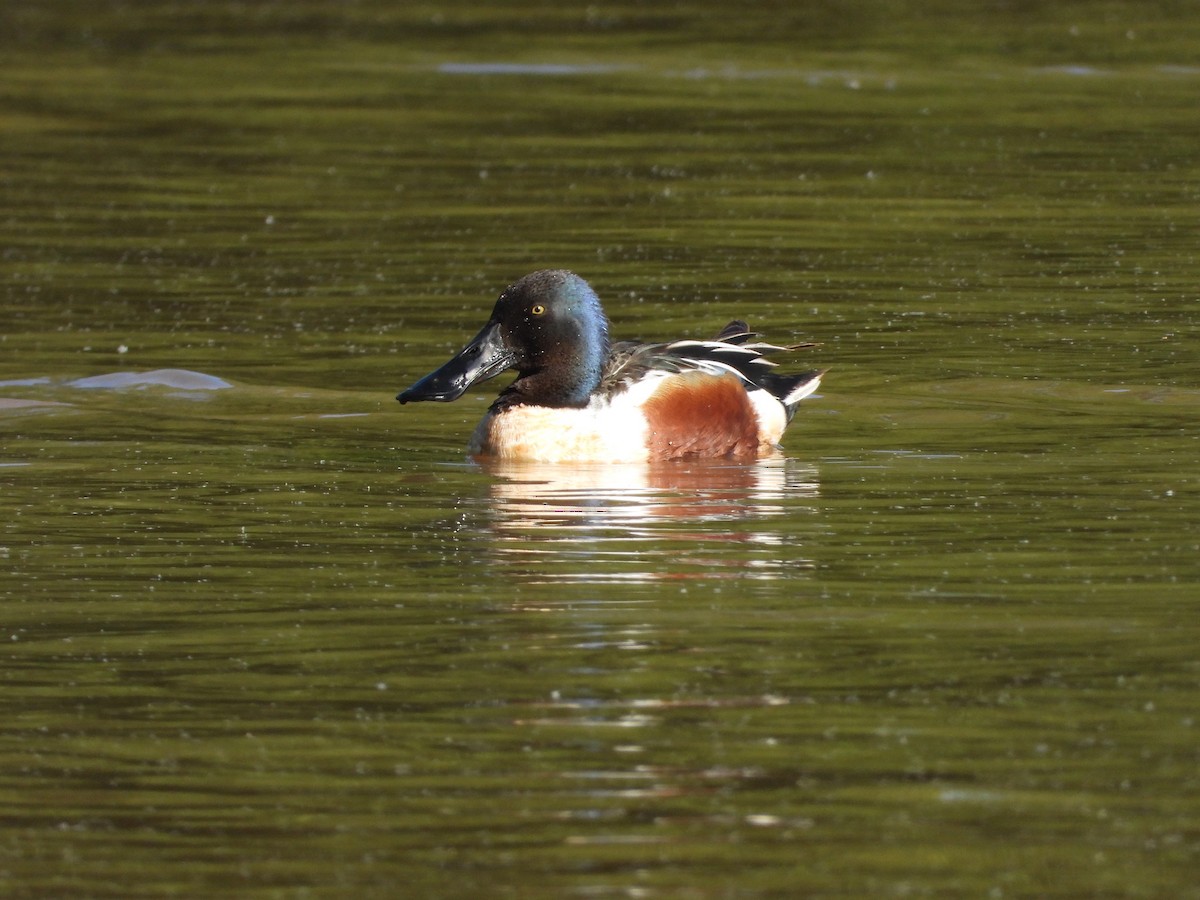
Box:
<box><xmin>396</xmin><ymin>269</ymin><xmax>825</xmax><ymax>463</ymax></box>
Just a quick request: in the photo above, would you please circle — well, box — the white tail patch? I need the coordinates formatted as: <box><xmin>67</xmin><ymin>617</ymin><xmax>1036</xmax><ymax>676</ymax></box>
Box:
<box><xmin>784</xmin><ymin>372</ymin><xmax>824</xmax><ymax>406</ymax></box>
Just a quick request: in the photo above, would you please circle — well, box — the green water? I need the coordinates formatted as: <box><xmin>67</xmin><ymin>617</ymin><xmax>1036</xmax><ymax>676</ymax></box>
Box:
<box><xmin>2</xmin><ymin>2</ymin><xmax>1198</xmax><ymax>897</ymax></box>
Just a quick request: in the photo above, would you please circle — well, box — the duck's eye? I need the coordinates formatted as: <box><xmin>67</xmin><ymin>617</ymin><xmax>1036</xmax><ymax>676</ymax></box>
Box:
<box><xmin>530</xmin><ymin>304</ymin><xmax>546</xmax><ymax>316</ymax></box>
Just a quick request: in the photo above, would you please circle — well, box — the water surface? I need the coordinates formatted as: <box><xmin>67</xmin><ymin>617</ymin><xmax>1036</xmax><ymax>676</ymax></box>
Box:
<box><xmin>2</xmin><ymin>2</ymin><xmax>1198</xmax><ymax>897</ymax></box>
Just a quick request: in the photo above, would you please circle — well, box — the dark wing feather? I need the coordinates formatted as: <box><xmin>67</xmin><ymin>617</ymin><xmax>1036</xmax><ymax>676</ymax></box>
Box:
<box><xmin>599</xmin><ymin>322</ymin><xmax>822</xmax><ymax>412</ymax></box>
<box><xmin>712</xmin><ymin>320</ymin><xmax>751</xmax><ymax>342</ymax></box>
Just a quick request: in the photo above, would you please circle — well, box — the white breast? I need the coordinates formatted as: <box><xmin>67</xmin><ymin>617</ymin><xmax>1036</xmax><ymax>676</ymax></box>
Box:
<box><xmin>469</xmin><ymin>390</ymin><xmax>656</xmax><ymax>463</ymax></box>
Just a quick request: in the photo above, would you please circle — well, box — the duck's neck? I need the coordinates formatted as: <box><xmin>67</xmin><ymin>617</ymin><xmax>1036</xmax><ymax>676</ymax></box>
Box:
<box><xmin>504</xmin><ymin>335</ymin><xmax>609</xmax><ymax>409</ymax></box>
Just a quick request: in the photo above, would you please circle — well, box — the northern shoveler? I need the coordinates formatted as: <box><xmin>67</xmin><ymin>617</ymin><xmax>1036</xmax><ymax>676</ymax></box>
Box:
<box><xmin>396</xmin><ymin>270</ymin><xmax>825</xmax><ymax>463</ymax></box>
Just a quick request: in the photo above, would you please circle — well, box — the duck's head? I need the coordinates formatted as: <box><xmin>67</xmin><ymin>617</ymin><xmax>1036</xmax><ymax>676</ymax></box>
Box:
<box><xmin>397</xmin><ymin>269</ymin><xmax>610</xmax><ymax>408</ymax></box>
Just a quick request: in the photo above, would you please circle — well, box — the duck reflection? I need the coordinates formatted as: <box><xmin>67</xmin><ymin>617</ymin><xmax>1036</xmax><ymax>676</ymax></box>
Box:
<box><xmin>479</xmin><ymin>455</ymin><xmax>820</xmax><ymax>583</ymax></box>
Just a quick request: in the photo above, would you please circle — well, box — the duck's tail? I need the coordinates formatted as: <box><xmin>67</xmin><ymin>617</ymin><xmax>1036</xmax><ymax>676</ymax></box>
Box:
<box><xmin>713</xmin><ymin>321</ymin><xmax>825</xmax><ymax>419</ymax></box>
<box><xmin>762</xmin><ymin>369</ymin><xmax>826</xmax><ymax>419</ymax></box>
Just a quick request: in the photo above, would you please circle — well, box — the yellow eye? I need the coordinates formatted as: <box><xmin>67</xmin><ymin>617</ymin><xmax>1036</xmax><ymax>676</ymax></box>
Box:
<box><xmin>530</xmin><ymin>304</ymin><xmax>546</xmax><ymax>316</ymax></box>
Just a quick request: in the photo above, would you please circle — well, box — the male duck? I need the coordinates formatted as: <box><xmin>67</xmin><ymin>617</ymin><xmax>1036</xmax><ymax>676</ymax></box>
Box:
<box><xmin>397</xmin><ymin>270</ymin><xmax>825</xmax><ymax>463</ymax></box>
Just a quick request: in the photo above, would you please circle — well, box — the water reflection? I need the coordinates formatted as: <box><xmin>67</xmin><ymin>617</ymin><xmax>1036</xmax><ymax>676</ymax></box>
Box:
<box><xmin>479</xmin><ymin>456</ymin><xmax>821</xmax><ymax>584</ymax></box>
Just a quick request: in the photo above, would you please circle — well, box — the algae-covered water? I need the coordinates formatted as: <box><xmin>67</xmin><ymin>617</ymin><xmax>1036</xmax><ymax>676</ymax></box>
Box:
<box><xmin>2</xmin><ymin>2</ymin><xmax>1198</xmax><ymax>897</ymax></box>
